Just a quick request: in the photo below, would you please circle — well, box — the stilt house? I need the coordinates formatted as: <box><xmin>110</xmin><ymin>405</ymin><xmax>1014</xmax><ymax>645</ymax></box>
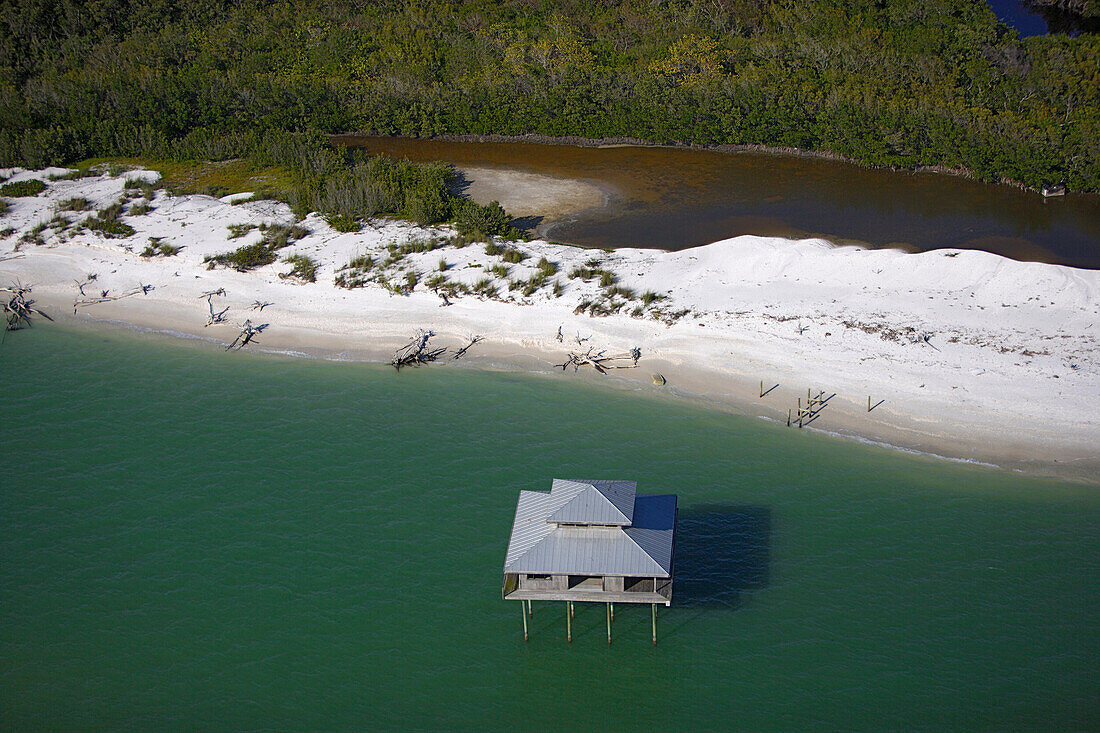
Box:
<box><xmin>502</xmin><ymin>479</ymin><xmax>677</xmax><ymax>606</ymax></box>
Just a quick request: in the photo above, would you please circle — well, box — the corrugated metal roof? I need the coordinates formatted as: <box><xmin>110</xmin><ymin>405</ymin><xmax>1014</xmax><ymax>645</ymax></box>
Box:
<box><xmin>546</xmin><ymin>479</ymin><xmax>635</xmax><ymax>526</ymax></box>
<box><xmin>503</xmin><ymin>479</ymin><xmax>676</xmax><ymax>577</ymax></box>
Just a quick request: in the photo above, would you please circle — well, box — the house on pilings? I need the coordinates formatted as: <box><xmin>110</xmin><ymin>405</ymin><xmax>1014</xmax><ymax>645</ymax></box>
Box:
<box><xmin>502</xmin><ymin>479</ymin><xmax>677</xmax><ymax>607</ymax></box>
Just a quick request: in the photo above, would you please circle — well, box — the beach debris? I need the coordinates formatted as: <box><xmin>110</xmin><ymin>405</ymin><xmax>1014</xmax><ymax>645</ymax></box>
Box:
<box><xmin>3</xmin><ymin>284</ymin><xmax>53</xmax><ymax>334</ymax></box>
<box><xmin>868</xmin><ymin>396</ymin><xmax>885</xmax><ymax>412</ymax></box>
<box><xmin>226</xmin><ymin>319</ymin><xmax>267</xmax><ymax>350</ymax></box>
<box><xmin>250</xmin><ymin>300</ymin><xmax>274</xmax><ymax>311</ymax></box>
<box><xmin>452</xmin><ymin>334</ymin><xmax>483</xmax><ymax>360</ymax></box>
<box><xmin>788</xmin><ymin>389</ymin><xmax>835</xmax><ymax>428</ymax></box>
<box><xmin>556</xmin><ymin>325</ymin><xmax>563</xmax><ymax>342</ymax></box>
<box><xmin>652</xmin><ymin>373</ymin><xmax>666</xmax><ymax>386</ymax></box>
<box><xmin>73</xmin><ymin>282</ymin><xmax>154</xmax><ymax>313</ymax></box>
<box><xmin>759</xmin><ymin>380</ymin><xmax>778</xmax><ymax>398</ymax></box>
<box><xmin>201</xmin><ymin>288</ymin><xmax>229</xmax><ymax>326</ymax></box>
<box><xmin>75</xmin><ymin>273</ymin><xmax>98</xmax><ymax>296</ymax></box>
<box><xmin>392</xmin><ymin>329</ymin><xmax>447</xmax><ymax>370</ymax></box>
<box><xmin>555</xmin><ymin>346</ymin><xmax>642</xmax><ymax>374</ymax></box>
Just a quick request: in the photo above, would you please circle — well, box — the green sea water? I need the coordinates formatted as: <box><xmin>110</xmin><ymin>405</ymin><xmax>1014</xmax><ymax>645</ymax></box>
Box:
<box><xmin>2</xmin><ymin>325</ymin><xmax>1097</xmax><ymax>732</ymax></box>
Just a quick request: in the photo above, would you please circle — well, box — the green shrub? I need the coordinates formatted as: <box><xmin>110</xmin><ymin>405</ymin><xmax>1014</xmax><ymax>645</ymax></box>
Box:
<box><xmin>472</xmin><ymin>277</ymin><xmax>497</xmax><ymax>297</ymax></box>
<box><xmin>641</xmin><ymin>290</ymin><xmax>667</xmax><ymax>306</ymax></box>
<box><xmin>0</xmin><ymin>180</ymin><xmax>46</xmax><ymax>197</ymax></box>
<box><xmin>325</xmin><ymin>213</ymin><xmax>361</xmax><ymax>232</ymax></box>
<box><xmin>227</xmin><ymin>223</ymin><xmax>257</xmax><ymax>239</ymax></box>
<box><xmin>140</xmin><ymin>237</ymin><xmax>180</xmax><ymax>257</ymax></box>
<box><xmin>489</xmin><ymin>264</ymin><xmax>509</xmax><ymax>278</ymax></box>
<box><xmin>58</xmin><ymin>197</ymin><xmax>91</xmax><ymax>211</ymax></box>
<box><xmin>501</xmin><ymin>247</ymin><xmax>526</xmax><ymax>264</ymax></box>
<box><xmin>484</xmin><ymin>241</ymin><xmax>503</xmax><ymax>256</ymax></box>
<box><xmin>607</xmin><ymin>285</ymin><xmax>634</xmax><ymax>299</ymax></box>
<box><xmin>204</xmin><ymin>241</ymin><xmax>278</xmax><ymax>271</ymax></box>
<box><xmin>455</xmin><ymin>200</ymin><xmax>513</xmax><ymax>239</ymax></box>
<box><xmin>599</xmin><ymin>271</ymin><xmax>617</xmax><ymax>287</ymax></box>
<box><xmin>0</xmin><ymin>198</ymin><xmax>9</xmax><ymax>216</ymax></box>
<box><xmin>536</xmin><ymin>257</ymin><xmax>558</xmax><ymax>277</ymax></box>
<box><xmin>425</xmin><ymin>273</ymin><xmax>449</xmax><ymax>289</ymax></box>
<box><xmin>85</xmin><ymin>215</ymin><xmax>135</xmax><ymax>238</ymax></box>
<box><xmin>280</xmin><ymin>253</ymin><xmax>318</xmax><ymax>282</ymax></box>
<box><xmin>128</xmin><ymin>201</ymin><xmax>154</xmax><ymax>215</ymax></box>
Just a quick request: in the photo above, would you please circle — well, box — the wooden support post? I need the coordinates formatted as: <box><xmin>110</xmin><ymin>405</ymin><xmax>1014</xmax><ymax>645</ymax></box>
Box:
<box><xmin>522</xmin><ymin>602</ymin><xmax>528</xmax><ymax>641</ymax></box>
<box><xmin>787</xmin><ymin>408</ymin><xmax>791</xmax><ymax>427</ymax></box>
<box><xmin>570</xmin><ymin>601</ymin><xmax>575</xmax><ymax>619</ymax></box>
<box><xmin>607</xmin><ymin>602</ymin><xmax>612</xmax><ymax>644</ymax></box>
<box><xmin>759</xmin><ymin>380</ymin><xmax>763</xmax><ymax>398</ymax></box>
<box><xmin>527</xmin><ymin>599</ymin><xmax>532</xmax><ymax>617</ymax></box>
<box><xmin>566</xmin><ymin>601</ymin><xmax>572</xmax><ymax>642</ymax></box>
<box><xmin>651</xmin><ymin>604</ymin><xmax>657</xmax><ymax>646</ymax></box>
<box><xmin>610</xmin><ymin>602</ymin><xmax>614</xmax><ymax>621</ymax></box>
<box><xmin>868</xmin><ymin>395</ymin><xmax>871</xmax><ymax>412</ymax></box>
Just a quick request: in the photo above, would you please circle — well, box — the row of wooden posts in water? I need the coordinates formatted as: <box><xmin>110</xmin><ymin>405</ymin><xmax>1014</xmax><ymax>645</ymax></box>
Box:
<box><xmin>519</xmin><ymin>599</ymin><xmax>659</xmax><ymax>645</ymax></box>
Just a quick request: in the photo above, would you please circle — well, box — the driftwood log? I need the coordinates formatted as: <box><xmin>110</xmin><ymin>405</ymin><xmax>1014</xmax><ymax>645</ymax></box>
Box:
<box><xmin>392</xmin><ymin>330</ymin><xmax>447</xmax><ymax>369</ymax></box>
<box><xmin>200</xmin><ymin>288</ymin><xmax>229</xmax><ymax>326</ymax></box>
<box><xmin>555</xmin><ymin>346</ymin><xmax>641</xmax><ymax>374</ymax></box>
<box><xmin>452</xmin><ymin>334</ymin><xmax>483</xmax><ymax>360</ymax></box>
<box><xmin>226</xmin><ymin>320</ymin><xmax>267</xmax><ymax>350</ymax></box>
<box><xmin>72</xmin><ymin>283</ymin><xmax>154</xmax><ymax>313</ymax></box>
<box><xmin>3</xmin><ymin>284</ymin><xmax>53</xmax><ymax>334</ymax></box>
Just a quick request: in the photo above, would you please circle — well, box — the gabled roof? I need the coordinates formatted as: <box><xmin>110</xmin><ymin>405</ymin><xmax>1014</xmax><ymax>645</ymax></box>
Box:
<box><xmin>503</xmin><ymin>479</ymin><xmax>676</xmax><ymax>577</ymax></box>
<box><xmin>546</xmin><ymin>479</ymin><xmax>636</xmax><ymax>526</ymax></box>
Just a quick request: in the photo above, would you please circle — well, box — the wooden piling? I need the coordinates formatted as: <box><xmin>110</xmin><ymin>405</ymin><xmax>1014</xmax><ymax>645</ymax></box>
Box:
<box><xmin>607</xmin><ymin>603</ymin><xmax>612</xmax><ymax>644</ymax></box>
<box><xmin>651</xmin><ymin>604</ymin><xmax>657</xmax><ymax>645</ymax></box>
<box><xmin>610</xmin><ymin>602</ymin><xmax>614</xmax><ymax>621</ymax></box>
<box><xmin>522</xmin><ymin>602</ymin><xmax>528</xmax><ymax>641</ymax></box>
<box><xmin>566</xmin><ymin>601</ymin><xmax>572</xmax><ymax>642</ymax></box>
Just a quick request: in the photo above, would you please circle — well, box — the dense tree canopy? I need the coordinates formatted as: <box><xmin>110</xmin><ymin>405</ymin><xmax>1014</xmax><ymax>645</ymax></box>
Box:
<box><xmin>1</xmin><ymin>0</ymin><xmax>1098</xmax><ymax>191</ymax></box>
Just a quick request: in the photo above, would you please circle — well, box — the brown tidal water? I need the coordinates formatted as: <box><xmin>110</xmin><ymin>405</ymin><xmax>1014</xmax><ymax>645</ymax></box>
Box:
<box><xmin>336</xmin><ymin>135</ymin><xmax>1100</xmax><ymax>270</ymax></box>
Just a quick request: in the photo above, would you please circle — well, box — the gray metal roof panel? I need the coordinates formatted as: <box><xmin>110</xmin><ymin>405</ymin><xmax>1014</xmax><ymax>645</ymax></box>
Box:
<box><xmin>547</xmin><ymin>479</ymin><xmax>636</xmax><ymax>525</ymax></box>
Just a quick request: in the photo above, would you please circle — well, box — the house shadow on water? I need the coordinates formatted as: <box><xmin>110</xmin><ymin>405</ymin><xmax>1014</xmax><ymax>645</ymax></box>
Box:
<box><xmin>673</xmin><ymin>504</ymin><xmax>772</xmax><ymax>609</ymax></box>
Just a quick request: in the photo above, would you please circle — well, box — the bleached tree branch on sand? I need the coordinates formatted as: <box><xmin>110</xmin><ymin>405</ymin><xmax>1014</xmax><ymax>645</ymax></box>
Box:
<box><xmin>392</xmin><ymin>329</ymin><xmax>447</xmax><ymax>369</ymax></box>
<box><xmin>226</xmin><ymin>319</ymin><xmax>267</xmax><ymax>350</ymax></box>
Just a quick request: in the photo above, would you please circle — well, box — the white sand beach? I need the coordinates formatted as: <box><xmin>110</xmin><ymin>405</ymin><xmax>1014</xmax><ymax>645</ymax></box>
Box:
<box><xmin>3</xmin><ymin>166</ymin><xmax>1097</xmax><ymax>482</ymax></box>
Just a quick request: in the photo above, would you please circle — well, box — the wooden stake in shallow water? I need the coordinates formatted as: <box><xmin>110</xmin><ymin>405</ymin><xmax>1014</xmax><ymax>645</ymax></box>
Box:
<box><xmin>607</xmin><ymin>602</ymin><xmax>612</xmax><ymax>644</ymax></box>
<box><xmin>566</xmin><ymin>602</ymin><xmax>572</xmax><ymax>643</ymax></box>
<box><xmin>522</xmin><ymin>602</ymin><xmax>528</xmax><ymax>641</ymax></box>
<box><xmin>652</xmin><ymin>604</ymin><xmax>657</xmax><ymax>645</ymax></box>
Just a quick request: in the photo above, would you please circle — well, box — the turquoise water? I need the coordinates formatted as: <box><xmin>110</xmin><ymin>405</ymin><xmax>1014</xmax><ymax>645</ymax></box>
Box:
<box><xmin>2</xmin><ymin>325</ymin><xmax>1098</xmax><ymax>731</ymax></box>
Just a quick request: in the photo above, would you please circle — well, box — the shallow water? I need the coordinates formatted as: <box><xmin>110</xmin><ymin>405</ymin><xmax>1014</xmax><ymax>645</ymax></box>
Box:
<box><xmin>338</xmin><ymin>135</ymin><xmax>1100</xmax><ymax>269</ymax></box>
<box><xmin>2</xmin><ymin>325</ymin><xmax>1098</xmax><ymax>731</ymax></box>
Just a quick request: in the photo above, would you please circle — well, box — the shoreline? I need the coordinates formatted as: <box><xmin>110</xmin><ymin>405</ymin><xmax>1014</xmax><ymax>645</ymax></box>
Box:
<box><xmin>3</xmin><ymin>165</ymin><xmax>1098</xmax><ymax>484</ymax></box>
<box><xmin>333</xmin><ymin>131</ymin><xmax>1093</xmax><ymax>198</ymax></box>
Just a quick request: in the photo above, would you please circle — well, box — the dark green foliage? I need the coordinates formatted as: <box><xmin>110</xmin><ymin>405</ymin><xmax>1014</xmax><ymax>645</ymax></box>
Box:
<box><xmin>0</xmin><ymin>180</ymin><xmax>46</xmax><ymax>197</ymax></box>
<box><xmin>204</xmin><ymin>242</ymin><xmax>278</xmax><ymax>271</ymax></box>
<box><xmin>0</xmin><ymin>1</ymin><xmax>1096</xmax><ymax>191</ymax></box>
<box><xmin>335</xmin><ymin>254</ymin><xmax>373</xmax><ymax>289</ymax></box>
<box><xmin>140</xmin><ymin>237</ymin><xmax>180</xmax><ymax>257</ymax></box>
<box><xmin>455</xmin><ymin>200</ymin><xmax>515</xmax><ymax>239</ymax></box>
<box><xmin>484</xmin><ymin>241</ymin><xmax>503</xmax><ymax>256</ymax></box>
<box><xmin>472</xmin><ymin>277</ymin><xmax>497</xmax><ymax>298</ymax></box>
<box><xmin>489</xmin><ymin>264</ymin><xmax>509</xmax><ymax>278</ymax></box>
<box><xmin>325</xmin><ymin>213</ymin><xmax>361</xmax><ymax>232</ymax></box>
<box><xmin>403</xmin><ymin>271</ymin><xmax>420</xmax><ymax>290</ymax></box>
<box><xmin>58</xmin><ymin>197</ymin><xmax>91</xmax><ymax>211</ymax></box>
<box><xmin>128</xmin><ymin>201</ymin><xmax>154</xmax><ymax>215</ymax></box>
<box><xmin>0</xmin><ymin>198</ymin><xmax>9</xmax><ymax>216</ymax></box>
<box><xmin>641</xmin><ymin>290</ymin><xmax>667</xmax><ymax>306</ymax></box>
<box><xmin>227</xmin><ymin>223</ymin><xmax>257</xmax><ymax>239</ymax></box>
<box><xmin>85</xmin><ymin>201</ymin><xmax>135</xmax><ymax>237</ymax></box>
<box><xmin>536</xmin><ymin>257</ymin><xmax>558</xmax><ymax>277</ymax></box>
<box><xmin>501</xmin><ymin>247</ymin><xmax>526</xmax><ymax>264</ymax></box>
<box><xmin>281</xmin><ymin>253</ymin><xmax>318</xmax><ymax>282</ymax></box>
